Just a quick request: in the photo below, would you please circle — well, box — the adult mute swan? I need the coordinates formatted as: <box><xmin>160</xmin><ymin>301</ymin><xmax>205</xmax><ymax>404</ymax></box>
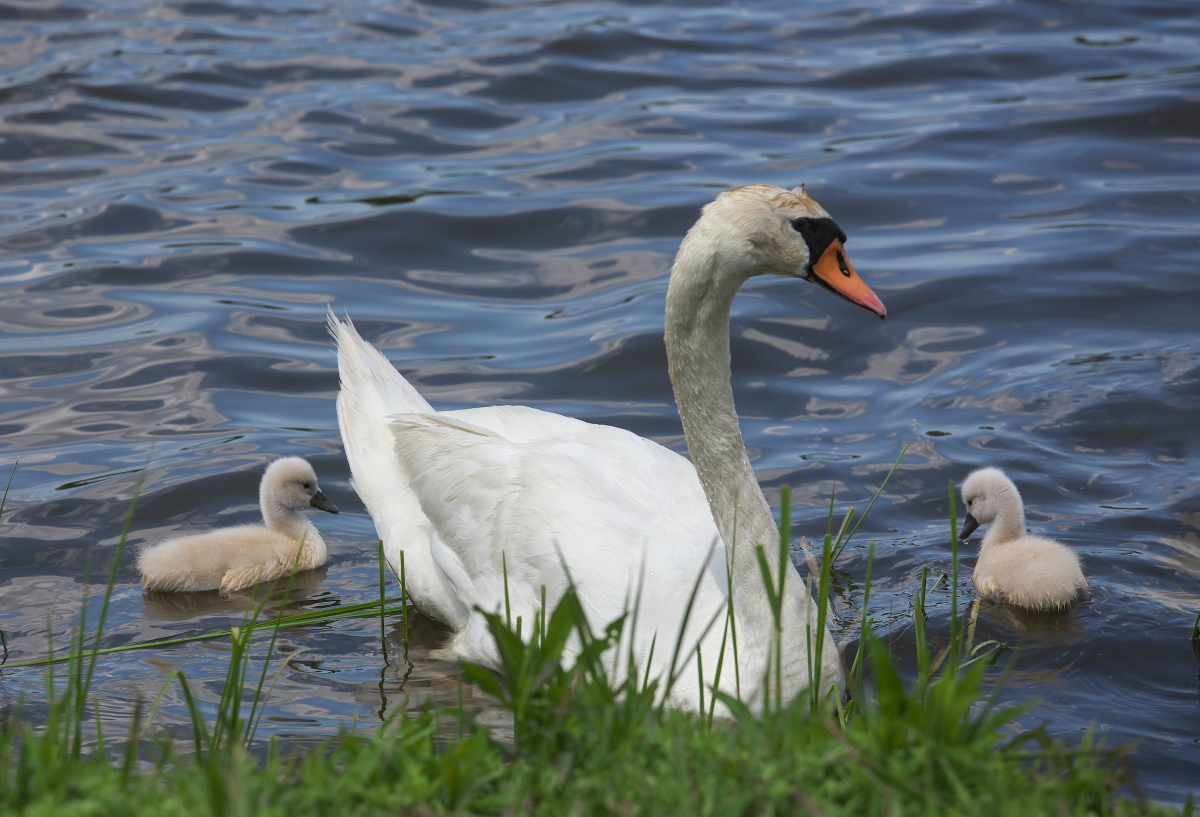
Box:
<box><xmin>959</xmin><ymin>467</ymin><xmax>1089</xmax><ymax>610</ymax></box>
<box><xmin>138</xmin><ymin>457</ymin><xmax>339</xmax><ymax>594</ymax></box>
<box><xmin>332</xmin><ymin>184</ymin><xmax>886</xmax><ymax>713</ymax></box>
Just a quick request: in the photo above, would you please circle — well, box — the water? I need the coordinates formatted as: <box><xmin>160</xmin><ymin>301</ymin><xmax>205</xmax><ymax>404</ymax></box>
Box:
<box><xmin>0</xmin><ymin>0</ymin><xmax>1197</xmax><ymax>801</ymax></box>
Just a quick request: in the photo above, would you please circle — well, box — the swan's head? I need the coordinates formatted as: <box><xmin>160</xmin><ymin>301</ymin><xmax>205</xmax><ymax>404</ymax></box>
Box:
<box><xmin>959</xmin><ymin>466</ymin><xmax>1020</xmax><ymax>538</ymax></box>
<box><xmin>685</xmin><ymin>184</ymin><xmax>886</xmax><ymax>318</ymax></box>
<box><xmin>261</xmin><ymin>457</ymin><xmax>339</xmax><ymax>514</ymax></box>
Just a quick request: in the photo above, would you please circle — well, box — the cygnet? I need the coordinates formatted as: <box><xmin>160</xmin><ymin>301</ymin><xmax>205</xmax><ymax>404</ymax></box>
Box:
<box><xmin>138</xmin><ymin>457</ymin><xmax>339</xmax><ymax>594</ymax></box>
<box><xmin>959</xmin><ymin>467</ymin><xmax>1088</xmax><ymax>611</ymax></box>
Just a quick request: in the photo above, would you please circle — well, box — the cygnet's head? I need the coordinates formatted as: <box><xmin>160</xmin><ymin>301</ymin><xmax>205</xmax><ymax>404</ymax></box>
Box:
<box><xmin>261</xmin><ymin>457</ymin><xmax>339</xmax><ymax>514</ymax></box>
<box><xmin>681</xmin><ymin>184</ymin><xmax>886</xmax><ymax>318</ymax></box>
<box><xmin>959</xmin><ymin>466</ymin><xmax>1020</xmax><ymax>539</ymax></box>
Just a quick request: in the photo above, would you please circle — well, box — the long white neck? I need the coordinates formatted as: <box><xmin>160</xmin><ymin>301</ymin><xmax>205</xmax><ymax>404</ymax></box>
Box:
<box><xmin>261</xmin><ymin>492</ymin><xmax>326</xmax><ymax>562</ymax></box>
<box><xmin>983</xmin><ymin>490</ymin><xmax>1026</xmax><ymax>549</ymax></box>
<box><xmin>664</xmin><ymin>224</ymin><xmax>827</xmax><ymax>701</ymax></box>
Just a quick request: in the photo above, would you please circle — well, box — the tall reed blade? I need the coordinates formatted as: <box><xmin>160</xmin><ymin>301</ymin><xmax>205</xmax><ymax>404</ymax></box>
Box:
<box><xmin>833</xmin><ymin>443</ymin><xmax>908</xmax><ymax>563</ymax></box>
<box><xmin>0</xmin><ymin>459</ymin><xmax>17</xmax><ymax>517</ymax></box>
<box><xmin>948</xmin><ymin>478</ymin><xmax>961</xmax><ymax>666</ymax></box>
<box><xmin>377</xmin><ymin>540</ymin><xmax>389</xmax><ymax>662</ymax></box>
<box><xmin>849</xmin><ymin>540</ymin><xmax>877</xmax><ymax>704</ymax></box>
<box><xmin>6</xmin><ymin>597</ymin><xmax>412</xmax><ymax>669</ymax></box>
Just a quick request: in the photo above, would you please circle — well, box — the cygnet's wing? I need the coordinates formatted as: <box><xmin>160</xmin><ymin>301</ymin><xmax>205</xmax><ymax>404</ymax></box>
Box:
<box><xmin>217</xmin><ymin>527</ymin><xmax>310</xmax><ymax>593</ymax></box>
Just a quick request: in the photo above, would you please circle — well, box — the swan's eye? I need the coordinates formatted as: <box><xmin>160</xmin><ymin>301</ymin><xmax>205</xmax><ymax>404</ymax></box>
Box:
<box><xmin>790</xmin><ymin>217</ymin><xmax>848</xmax><ymax>270</ymax></box>
<box><xmin>303</xmin><ymin>482</ymin><xmax>312</xmax><ymax>490</ymax></box>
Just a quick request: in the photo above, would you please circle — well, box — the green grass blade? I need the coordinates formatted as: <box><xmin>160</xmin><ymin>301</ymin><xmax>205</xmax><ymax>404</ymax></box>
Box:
<box><xmin>849</xmin><ymin>540</ymin><xmax>877</xmax><ymax>703</ymax></box>
<box><xmin>377</xmin><ymin>540</ymin><xmax>389</xmax><ymax>662</ymax></box>
<box><xmin>175</xmin><ymin>672</ymin><xmax>209</xmax><ymax>762</ymax></box>
<box><xmin>914</xmin><ymin>565</ymin><xmax>930</xmax><ymax>690</ymax></box>
<box><xmin>244</xmin><ymin>551</ymin><xmax>306</xmax><ymax>748</ymax></box>
<box><xmin>5</xmin><ymin>597</ymin><xmax>413</xmax><ymax>669</ymax></box>
<box><xmin>834</xmin><ymin>443</ymin><xmax>908</xmax><ymax>562</ymax></box>
<box><xmin>949</xmin><ymin>478</ymin><xmax>961</xmax><ymax>665</ymax></box>
<box><xmin>400</xmin><ymin>550</ymin><xmax>409</xmax><ymax>645</ymax></box>
<box><xmin>72</xmin><ymin>459</ymin><xmax>149</xmax><ymax>756</ymax></box>
<box><xmin>0</xmin><ymin>459</ymin><xmax>17</xmax><ymax>517</ymax></box>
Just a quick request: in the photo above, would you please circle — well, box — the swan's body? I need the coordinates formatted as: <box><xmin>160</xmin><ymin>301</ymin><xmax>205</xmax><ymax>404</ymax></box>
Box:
<box><xmin>959</xmin><ymin>467</ymin><xmax>1088</xmax><ymax>610</ymax></box>
<box><xmin>334</xmin><ymin>183</ymin><xmax>886</xmax><ymax>713</ymax></box>
<box><xmin>138</xmin><ymin>457</ymin><xmax>339</xmax><ymax>594</ymax></box>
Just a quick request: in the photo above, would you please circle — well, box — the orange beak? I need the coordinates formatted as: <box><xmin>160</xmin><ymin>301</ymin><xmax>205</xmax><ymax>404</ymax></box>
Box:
<box><xmin>808</xmin><ymin>239</ymin><xmax>886</xmax><ymax>318</ymax></box>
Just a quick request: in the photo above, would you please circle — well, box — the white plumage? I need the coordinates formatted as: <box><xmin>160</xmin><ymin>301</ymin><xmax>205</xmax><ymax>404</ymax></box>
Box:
<box><xmin>959</xmin><ymin>467</ymin><xmax>1089</xmax><ymax>611</ymax></box>
<box><xmin>333</xmin><ymin>183</ymin><xmax>887</xmax><ymax>713</ymax></box>
<box><xmin>137</xmin><ymin>457</ymin><xmax>339</xmax><ymax>594</ymax></box>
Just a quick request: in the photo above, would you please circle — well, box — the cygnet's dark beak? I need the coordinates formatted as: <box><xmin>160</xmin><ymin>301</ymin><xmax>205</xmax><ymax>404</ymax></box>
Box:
<box><xmin>959</xmin><ymin>513</ymin><xmax>980</xmax><ymax>540</ymax></box>
<box><xmin>310</xmin><ymin>491</ymin><xmax>339</xmax><ymax>514</ymax></box>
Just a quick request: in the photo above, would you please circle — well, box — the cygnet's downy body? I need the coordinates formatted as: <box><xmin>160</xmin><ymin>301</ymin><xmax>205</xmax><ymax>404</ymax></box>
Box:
<box><xmin>959</xmin><ymin>467</ymin><xmax>1088</xmax><ymax>611</ymax></box>
<box><xmin>138</xmin><ymin>457</ymin><xmax>339</xmax><ymax>594</ymax></box>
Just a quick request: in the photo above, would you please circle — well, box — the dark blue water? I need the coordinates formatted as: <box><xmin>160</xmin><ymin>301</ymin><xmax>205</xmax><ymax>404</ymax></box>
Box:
<box><xmin>0</xmin><ymin>0</ymin><xmax>1197</xmax><ymax>801</ymax></box>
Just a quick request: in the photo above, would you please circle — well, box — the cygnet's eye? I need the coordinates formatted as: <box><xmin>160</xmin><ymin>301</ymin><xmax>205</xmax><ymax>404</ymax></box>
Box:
<box><xmin>303</xmin><ymin>482</ymin><xmax>312</xmax><ymax>490</ymax></box>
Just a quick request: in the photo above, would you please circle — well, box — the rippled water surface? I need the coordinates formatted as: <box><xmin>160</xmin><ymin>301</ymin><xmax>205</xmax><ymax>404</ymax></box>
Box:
<box><xmin>0</xmin><ymin>0</ymin><xmax>1197</xmax><ymax>801</ymax></box>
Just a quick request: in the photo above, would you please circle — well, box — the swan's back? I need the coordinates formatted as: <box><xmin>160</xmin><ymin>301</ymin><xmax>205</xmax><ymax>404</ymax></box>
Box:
<box><xmin>392</xmin><ymin>408</ymin><xmax>723</xmax><ymax>595</ymax></box>
<box><xmin>388</xmin><ymin>406</ymin><xmax>728</xmax><ymax>687</ymax></box>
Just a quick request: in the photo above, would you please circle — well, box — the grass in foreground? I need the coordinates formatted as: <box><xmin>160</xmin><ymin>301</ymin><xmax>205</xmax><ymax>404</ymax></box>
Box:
<box><xmin>0</xmin><ymin>590</ymin><xmax>1183</xmax><ymax>817</ymax></box>
<box><xmin>0</xmin><ymin>473</ymin><xmax>1191</xmax><ymax>816</ymax></box>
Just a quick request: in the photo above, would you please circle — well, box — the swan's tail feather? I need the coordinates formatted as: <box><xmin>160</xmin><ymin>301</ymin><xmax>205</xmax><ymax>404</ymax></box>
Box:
<box><xmin>328</xmin><ymin>309</ymin><xmax>434</xmax><ymax>417</ymax></box>
<box><xmin>329</xmin><ymin>309</ymin><xmax>482</xmax><ymax>632</ymax></box>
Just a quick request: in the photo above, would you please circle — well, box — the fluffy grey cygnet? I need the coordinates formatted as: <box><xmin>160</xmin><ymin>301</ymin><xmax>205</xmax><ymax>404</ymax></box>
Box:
<box><xmin>138</xmin><ymin>457</ymin><xmax>339</xmax><ymax>594</ymax></box>
<box><xmin>959</xmin><ymin>467</ymin><xmax>1088</xmax><ymax>611</ymax></box>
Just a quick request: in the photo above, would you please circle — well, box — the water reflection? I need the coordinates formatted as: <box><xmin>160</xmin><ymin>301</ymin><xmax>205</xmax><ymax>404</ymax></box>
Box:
<box><xmin>1144</xmin><ymin>530</ymin><xmax>1200</xmax><ymax>617</ymax></box>
<box><xmin>857</xmin><ymin>326</ymin><xmax>993</xmax><ymax>386</ymax></box>
<box><xmin>139</xmin><ymin>567</ymin><xmax>332</xmax><ymax>621</ymax></box>
<box><xmin>359</xmin><ymin>613</ymin><xmax>478</xmax><ymax>723</ymax></box>
<box><xmin>972</xmin><ymin>597</ymin><xmax>1089</xmax><ymax>644</ymax></box>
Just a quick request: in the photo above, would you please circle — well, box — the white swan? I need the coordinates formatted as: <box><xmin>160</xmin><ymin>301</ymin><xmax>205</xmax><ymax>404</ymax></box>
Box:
<box><xmin>332</xmin><ymin>183</ymin><xmax>887</xmax><ymax>713</ymax></box>
<box><xmin>138</xmin><ymin>457</ymin><xmax>339</xmax><ymax>594</ymax></box>
<box><xmin>959</xmin><ymin>467</ymin><xmax>1089</xmax><ymax>610</ymax></box>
